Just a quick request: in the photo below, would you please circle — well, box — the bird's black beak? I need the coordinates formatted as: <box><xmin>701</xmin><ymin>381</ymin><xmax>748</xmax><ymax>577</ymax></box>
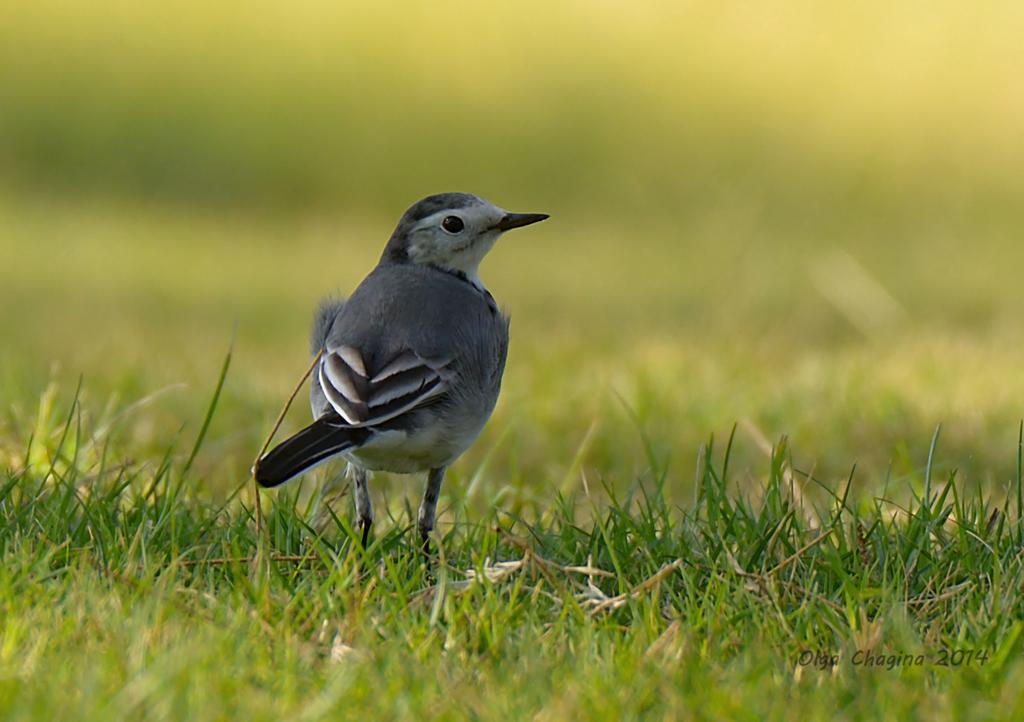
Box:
<box><xmin>494</xmin><ymin>212</ymin><xmax>549</xmax><ymax>231</ymax></box>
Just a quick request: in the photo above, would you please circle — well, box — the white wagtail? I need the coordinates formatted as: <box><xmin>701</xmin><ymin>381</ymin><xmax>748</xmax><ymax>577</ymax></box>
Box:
<box><xmin>254</xmin><ymin>192</ymin><xmax>548</xmax><ymax>547</ymax></box>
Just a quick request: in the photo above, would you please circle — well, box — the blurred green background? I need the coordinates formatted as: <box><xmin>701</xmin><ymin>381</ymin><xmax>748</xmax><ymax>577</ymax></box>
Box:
<box><xmin>2</xmin><ymin>0</ymin><xmax>1024</xmax><ymax>506</ymax></box>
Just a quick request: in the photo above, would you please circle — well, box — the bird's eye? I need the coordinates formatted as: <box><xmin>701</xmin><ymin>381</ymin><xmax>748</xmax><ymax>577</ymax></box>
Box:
<box><xmin>441</xmin><ymin>215</ymin><xmax>465</xmax><ymax>234</ymax></box>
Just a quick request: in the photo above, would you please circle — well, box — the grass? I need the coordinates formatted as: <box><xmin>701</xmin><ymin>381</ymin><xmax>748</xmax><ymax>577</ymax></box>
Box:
<box><xmin>3</xmin><ymin>376</ymin><xmax>1024</xmax><ymax>720</ymax></box>
<box><xmin>3</xmin><ymin>181</ymin><xmax>1024</xmax><ymax>718</ymax></box>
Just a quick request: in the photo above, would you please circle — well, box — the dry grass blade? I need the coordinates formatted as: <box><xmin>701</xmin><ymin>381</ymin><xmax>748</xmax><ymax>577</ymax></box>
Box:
<box><xmin>765</xmin><ymin>528</ymin><xmax>834</xmax><ymax>576</ymax></box>
<box><xmin>643</xmin><ymin>619</ymin><xmax>683</xmax><ymax>660</ymax></box>
<box><xmin>176</xmin><ymin>554</ymin><xmax>312</xmax><ymax>567</ymax></box>
<box><xmin>250</xmin><ymin>349</ymin><xmax>323</xmax><ymax>537</ymax></box>
<box><xmin>582</xmin><ymin>559</ymin><xmax>684</xmax><ymax>614</ymax></box>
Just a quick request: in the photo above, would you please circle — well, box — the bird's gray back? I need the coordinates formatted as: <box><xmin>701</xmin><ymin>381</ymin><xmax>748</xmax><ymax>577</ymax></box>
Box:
<box><xmin>327</xmin><ymin>264</ymin><xmax>508</xmax><ymax>374</ymax></box>
<box><xmin>310</xmin><ymin>263</ymin><xmax>509</xmax><ymax>460</ymax></box>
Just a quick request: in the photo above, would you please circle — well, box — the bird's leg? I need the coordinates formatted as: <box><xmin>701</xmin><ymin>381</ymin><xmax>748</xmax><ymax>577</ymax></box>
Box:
<box><xmin>418</xmin><ymin>466</ymin><xmax>446</xmax><ymax>553</ymax></box>
<box><xmin>351</xmin><ymin>465</ymin><xmax>373</xmax><ymax>547</ymax></box>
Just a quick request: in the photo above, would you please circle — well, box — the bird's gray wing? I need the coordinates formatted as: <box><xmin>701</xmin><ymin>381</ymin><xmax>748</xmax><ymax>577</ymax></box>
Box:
<box><xmin>317</xmin><ymin>344</ymin><xmax>455</xmax><ymax>427</ymax></box>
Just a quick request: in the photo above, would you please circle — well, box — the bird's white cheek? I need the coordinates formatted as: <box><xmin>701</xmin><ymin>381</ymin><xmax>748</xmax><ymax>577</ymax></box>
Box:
<box><xmin>450</xmin><ymin>236</ymin><xmax>497</xmax><ymax>274</ymax></box>
<box><xmin>407</xmin><ymin>233</ymin><xmax>498</xmax><ymax>286</ymax></box>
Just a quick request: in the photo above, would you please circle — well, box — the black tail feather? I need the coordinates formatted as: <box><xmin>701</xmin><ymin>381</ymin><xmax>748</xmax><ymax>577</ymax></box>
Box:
<box><xmin>254</xmin><ymin>416</ymin><xmax>370</xmax><ymax>488</ymax></box>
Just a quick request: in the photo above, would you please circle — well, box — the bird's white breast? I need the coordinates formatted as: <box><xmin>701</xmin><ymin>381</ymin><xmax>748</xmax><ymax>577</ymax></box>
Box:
<box><xmin>343</xmin><ymin>426</ymin><xmax>455</xmax><ymax>473</ymax></box>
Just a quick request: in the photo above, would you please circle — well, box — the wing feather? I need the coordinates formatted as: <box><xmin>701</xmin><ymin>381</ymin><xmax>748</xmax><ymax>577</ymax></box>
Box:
<box><xmin>318</xmin><ymin>364</ymin><xmax>368</xmax><ymax>424</ymax></box>
<box><xmin>334</xmin><ymin>345</ymin><xmax>367</xmax><ymax>377</ymax></box>
<box><xmin>369</xmin><ymin>365</ymin><xmax>438</xmax><ymax>407</ymax></box>
<box><xmin>317</xmin><ymin>347</ymin><xmax>451</xmax><ymax>427</ymax></box>
<box><xmin>323</xmin><ymin>353</ymin><xmax>365</xmax><ymax>403</ymax></box>
<box><xmin>371</xmin><ymin>350</ymin><xmax>428</xmax><ymax>383</ymax></box>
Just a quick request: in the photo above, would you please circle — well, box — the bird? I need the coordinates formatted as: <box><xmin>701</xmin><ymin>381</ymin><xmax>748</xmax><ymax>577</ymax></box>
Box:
<box><xmin>253</xmin><ymin>192</ymin><xmax>548</xmax><ymax>549</ymax></box>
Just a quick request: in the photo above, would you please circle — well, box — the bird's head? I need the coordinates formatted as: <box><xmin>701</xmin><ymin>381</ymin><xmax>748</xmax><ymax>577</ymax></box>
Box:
<box><xmin>381</xmin><ymin>193</ymin><xmax>548</xmax><ymax>286</ymax></box>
